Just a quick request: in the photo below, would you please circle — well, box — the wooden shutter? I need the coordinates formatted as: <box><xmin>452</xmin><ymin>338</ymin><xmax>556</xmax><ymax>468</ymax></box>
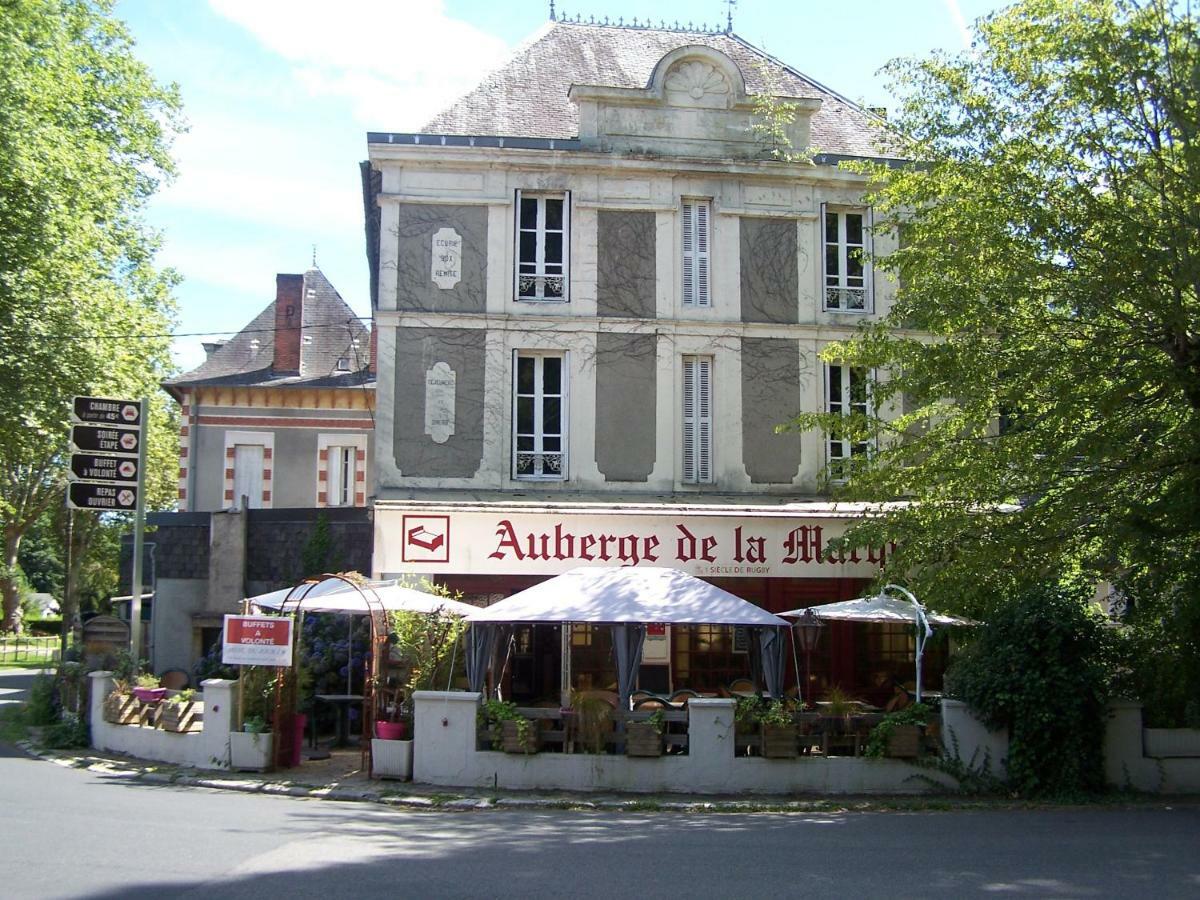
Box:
<box><xmin>683</xmin><ymin>356</ymin><xmax>713</xmax><ymax>482</ymax></box>
<box><xmin>682</xmin><ymin>200</ymin><xmax>711</xmax><ymax>306</ymax></box>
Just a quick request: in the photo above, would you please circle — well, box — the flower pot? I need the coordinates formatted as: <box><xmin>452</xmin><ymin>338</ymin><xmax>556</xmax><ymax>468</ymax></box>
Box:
<box><xmin>625</xmin><ymin>721</ymin><xmax>663</xmax><ymax>758</ymax></box>
<box><xmin>375</xmin><ymin>720</ymin><xmax>407</xmax><ymax>741</ymax></box>
<box><xmin>886</xmin><ymin>724</ymin><xmax>922</xmax><ymax>759</ymax></box>
<box><xmin>500</xmin><ymin>718</ymin><xmax>538</xmax><ymax>754</ymax></box>
<box><xmin>371</xmin><ymin>737</ymin><xmax>413</xmax><ymax>780</ymax></box>
<box><xmin>159</xmin><ymin>699</ymin><xmax>203</xmax><ymax>733</ymax></box>
<box><xmin>132</xmin><ymin>686</ymin><xmax>167</xmax><ymax>703</ymax></box>
<box><xmin>230</xmin><ymin>730</ymin><xmax>273</xmax><ymax>771</ymax></box>
<box><xmin>103</xmin><ymin>691</ymin><xmax>139</xmax><ymax>725</ymax></box>
<box><xmin>762</xmin><ymin>723</ymin><xmax>799</xmax><ymax>759</ymax></box>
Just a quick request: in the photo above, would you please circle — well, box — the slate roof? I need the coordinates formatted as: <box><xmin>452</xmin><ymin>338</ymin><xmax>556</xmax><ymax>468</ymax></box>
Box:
<box><xmin>165</xmin><ymin>267</ymin><xmax>373</xmax><ymax>394</ymax></box>
<box><xmin>419</xmin><ymin>22</ymin><xmax>891</xmax><ymax>158</ymax></box>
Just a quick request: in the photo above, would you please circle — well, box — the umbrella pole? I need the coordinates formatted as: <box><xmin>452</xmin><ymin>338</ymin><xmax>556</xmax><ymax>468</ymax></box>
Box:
<box><xmin>560</xmin><ymin>624</ymin><xmax>571</xmax><ymax>708</ymax></box>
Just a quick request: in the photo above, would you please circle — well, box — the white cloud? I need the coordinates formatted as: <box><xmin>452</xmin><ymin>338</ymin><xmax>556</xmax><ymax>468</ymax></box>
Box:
<box><xmin>208</xmin><ymin>0</ymin><xmax>511</xmax><ymax>130</ymax></box>
<box><xmin>943</xmin><ymin>0</ymin><xmax>973</xmax><ymax>49</ymax></box>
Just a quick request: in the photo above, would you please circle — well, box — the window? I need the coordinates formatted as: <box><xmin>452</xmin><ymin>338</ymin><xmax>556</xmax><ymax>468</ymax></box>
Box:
<box><xmin>516</xmin><ymin>191</ymin><xmax>568</xmax><ymax>302</ymax></box>
<box><xmin>682</xmin><ymin>199</ymin><xmax>711</xmax><ymax>307</ymax></box>
<box><xmin>822</xmin><ymin>207</ymin><xmax>871</xmax><ymax>312</ymax></box>
<box><xmin>513</xmin><ymin>352</ymin><xmax>566</xmax><ymax>479</ymax></box>
<box><xmin>826</xmin><ymin>364</ymin><xmax>872</xmax><ymax>473</ymax></box>
<box><xmin>335</xmin><ymin>356</ymin><xmax>350</xmax><ymax>372</ymax></box>
<box><xmin>232</xmin><ymin>444</ymin><xmax>264</xmax><ymax>509</ymax></box>
<box><xmin>326</xmin><ymin>445</ymin><xmax>356</xmax><ymax>507</ymax></box>
<box><xmin>682</xmin><ymin>355</ymin><xmax>713</xmax><ymax>483</ymax></box>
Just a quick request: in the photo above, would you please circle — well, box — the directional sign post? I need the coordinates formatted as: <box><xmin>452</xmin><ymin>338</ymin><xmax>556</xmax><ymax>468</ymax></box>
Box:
<box><xmin>68</xmin><ymin>396</ymin><xmax>148</xmax><ymax>659</ymax></box>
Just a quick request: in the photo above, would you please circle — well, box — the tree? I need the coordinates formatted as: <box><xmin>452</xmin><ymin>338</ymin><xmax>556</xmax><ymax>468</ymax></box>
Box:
<box><xmin>0</xmin><ymin>0</ymin><xmax>182</xmax><ymax>632</ymax></box>
<box><xmin>793</xmin><ymin>2</ymin><xmax>1199</xmax><ymax>643</ymax></box>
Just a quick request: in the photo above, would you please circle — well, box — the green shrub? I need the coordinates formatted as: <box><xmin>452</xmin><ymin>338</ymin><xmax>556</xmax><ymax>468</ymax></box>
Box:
<box><xmin>945</xmin><ymin>581</ymin><xmax>1118</xmax><ymax>798</ymax></box>
<box><xmin>26</xmin><ymin>673</ymin><xmax>58</xmax><ymax>726</ymax></box>
<box><xmin>865</xmin><ymin>702</ymin><xmax>931</xmax><ymax>758</ymax></box>
<box><xmin>40</xmin><ymin>713</ymin><xmax>89</xmax><ymax>750</ymax></box>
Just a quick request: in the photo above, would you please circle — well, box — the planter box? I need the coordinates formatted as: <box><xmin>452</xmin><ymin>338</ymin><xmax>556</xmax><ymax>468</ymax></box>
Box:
<box><xmin>762</xmin><ymin>724</ymin><xmax>799</xmax><ymax>759</ymax></box>
<box><xmin>103</xmin><ymin>692</ymin><xmax>139</xmax><ymax>725</ymax></box>
<box><xmin>1144</xmin><ymin>728</ymin><xmax>1200</xmax><ymax>758</ymax></box>
<box><xmin>159</xmin><ymin>700</ymin><xmax>203</xmax><ymax>734</ymax></box>
<box><xmin>230</xmin><ymin>731</ymin><xmax>273</xmax><ymax>771</ymax></box>
<box><xmin>501</xmin><ymin>719</ymin><xmax>538</xmax><ymax>755</ymax></box>
<box><xmin>625</xmin><ymin>722</ymin><xmax>663</xmax><ymax>758</ymax></box>
<box><xmin>886</xmin><ymin>725</ymin><xmax>923</xmax><ymax>759</ymax></box>
<box><xmin>372</xmin><ymin>738</ymin><xmax>414</xmax><ymax>780</ymax></box>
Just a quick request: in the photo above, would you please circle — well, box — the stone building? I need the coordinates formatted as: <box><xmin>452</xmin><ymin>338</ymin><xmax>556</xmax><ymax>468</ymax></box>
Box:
<box><xmin>362</xmin><ymin>17</ymin><xmax>935</xmax><ymax>702</ymax></box>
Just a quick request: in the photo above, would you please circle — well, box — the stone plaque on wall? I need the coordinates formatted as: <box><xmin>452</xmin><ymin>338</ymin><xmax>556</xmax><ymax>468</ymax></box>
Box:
<box><xmin>424</xmin><ymin>362</ymin><xmax>456</xmax><ymax>443</ymax></box>
<box><xmin>431</xmin><ymin>227</ymin><xmax>462</xmax><ymax>289</ymax></box>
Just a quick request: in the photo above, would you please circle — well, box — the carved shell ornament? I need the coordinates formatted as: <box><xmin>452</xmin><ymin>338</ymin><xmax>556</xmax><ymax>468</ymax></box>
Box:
<box><xmin>665</xmin><ymin>60</ymin><xmax>730</xmax><ymax>100</ymax></box>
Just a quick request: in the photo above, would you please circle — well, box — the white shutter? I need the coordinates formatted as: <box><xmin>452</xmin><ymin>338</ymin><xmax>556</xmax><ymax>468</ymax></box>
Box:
<box><xmin>233</xmin><ymin>444</ymin><xmax>263</xmax><ymax>509</ymax></box>
<box><xmin>682</xmin><ymin>200</ymin><xmax>711</xmax><ymax>307</ymax></box>
<box><xmin>682</xmin><ymin>356</ymin><xmax>713</xmax><ymax>483</ymax></box>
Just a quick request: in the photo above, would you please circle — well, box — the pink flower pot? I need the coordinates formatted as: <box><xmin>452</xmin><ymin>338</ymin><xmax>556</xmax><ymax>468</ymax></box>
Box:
<box><xmin>132</xmin><ymin>687</ymin><xmax>167</xmax><ymax>703</ymax></box>
<box><xmin>375</xmin><ymin>721</ymin><xmax>407</xmax><ymax>741</ymax></box>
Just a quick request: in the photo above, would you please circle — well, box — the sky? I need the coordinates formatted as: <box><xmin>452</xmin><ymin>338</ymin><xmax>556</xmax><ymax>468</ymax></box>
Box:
<box><xmin>114</xmin><ymin>0</ymin><xmax>1005</xmax><ymax>372</ymax></box>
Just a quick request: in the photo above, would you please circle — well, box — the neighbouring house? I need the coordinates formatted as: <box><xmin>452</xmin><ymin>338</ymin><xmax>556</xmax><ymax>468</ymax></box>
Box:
<box><xmin>136</xmin><ymin>267</ymin><xmax>376</xmax><ymax>673</ymax></box>
<box><xmin>362</xmin><ymin>15</ymin><xmax>944</xmax><ymax>704</ymax></box>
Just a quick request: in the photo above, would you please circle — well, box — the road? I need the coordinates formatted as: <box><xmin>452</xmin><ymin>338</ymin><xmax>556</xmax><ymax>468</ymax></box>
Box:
<box><xmin>2</xmin><ymin>669</ymin><xmax>1198</xmax><ymax>898</ymax></box>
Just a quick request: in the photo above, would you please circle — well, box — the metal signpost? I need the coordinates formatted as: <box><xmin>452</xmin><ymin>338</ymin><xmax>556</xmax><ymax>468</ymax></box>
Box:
<box><xmin>69</xmin><ymin>396</ymin><xmax>148</xmax><ymax>660</ymax></box>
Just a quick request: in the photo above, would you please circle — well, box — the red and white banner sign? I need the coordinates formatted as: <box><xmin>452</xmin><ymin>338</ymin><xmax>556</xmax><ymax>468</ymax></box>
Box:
<box><xmin>222</xmin><ymin>615</ymin><xmax>294</xmax><ymax>666</ymax></box>
<box><xmin>375</xmin><ymin>508</ymin><xmax>895</xmax><ymax>579</ymax></box>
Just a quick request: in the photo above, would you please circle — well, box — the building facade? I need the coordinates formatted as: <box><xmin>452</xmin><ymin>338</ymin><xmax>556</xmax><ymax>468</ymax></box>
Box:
<box><xmin>364</xmin><ymin>19</ymin><xmax>935</xmax><ymax>702</ymax></box>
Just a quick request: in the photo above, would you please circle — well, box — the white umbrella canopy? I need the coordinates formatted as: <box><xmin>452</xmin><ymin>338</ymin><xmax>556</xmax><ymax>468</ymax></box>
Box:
<box><xmin>465</xmin><ymin>566</ymin><xmax>788</xmax><ymax>626</ymax></box>
<box><xmin>249</xmin><ymin>579</ymin><xmax>478</xmax><ymax>617</ymax></box>
<box><xmin>779</xmin><ymin>595</ymin><xmax>975</xmax><ymax>627</ymax></box>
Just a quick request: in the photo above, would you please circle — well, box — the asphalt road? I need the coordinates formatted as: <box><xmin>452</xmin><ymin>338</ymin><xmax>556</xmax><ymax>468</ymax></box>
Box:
<box><xmin>3</xmin><ymin>668</ymin><xmax>1199</xmax><ymax>899</ymax></box>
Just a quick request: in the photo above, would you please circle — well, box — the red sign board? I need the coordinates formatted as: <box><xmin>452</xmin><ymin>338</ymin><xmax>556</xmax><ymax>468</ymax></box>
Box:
<box><xmin>222</xmin><ymin>615</ymin><xmax>293</xmax><ymax>666</ymax></box>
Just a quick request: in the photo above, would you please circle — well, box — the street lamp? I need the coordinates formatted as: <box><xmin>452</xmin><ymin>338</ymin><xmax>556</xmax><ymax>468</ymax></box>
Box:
<box><xmin>792</xmin><ymin>608</ymin><xmax>825</xmax><ymax>705</ymax></box>
<box><xmin>872</xmin><ymin>583</ymin><xmax>933</xmax><ymax>704</ymax></box>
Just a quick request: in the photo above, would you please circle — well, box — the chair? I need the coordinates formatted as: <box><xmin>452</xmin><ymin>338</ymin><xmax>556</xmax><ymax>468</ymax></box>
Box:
<box><xmin>727</xmin><ymin>678</ymin><xmax>756</xmax><ymax>695</ymax></box>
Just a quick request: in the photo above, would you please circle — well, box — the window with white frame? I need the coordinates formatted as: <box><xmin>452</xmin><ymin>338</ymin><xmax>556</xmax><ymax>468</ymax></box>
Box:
<box><xmin>232</xmin><ymin>444</ymin><xmax>264</xmax><ymax>509</ymax></box>
<box><xmin>513</xmin><ymin>352</ymin><xmax>566</xmax><ymax>479</ymax></box>
<box><xmin>326</xmin><ymin>445</ymin><xmax>356</xmax><ymax>507</ymax></box>
<box><xmin>682</xmin><ymin>199</ymin><xmax>711</xmax><ymax>307</ymax></box>
<box><xmin>826</xmin><ymin>363</ymin><xmax>873</xmax><ymax>473</ymax></box>
<box><xmin>682</xmin><ymin>355</ymin><xmax>713</xmax><ymax>484</ymax></box>
<box><xmin>822</xmin><ymin>207</ymin><xmax>872</xmax><ymax>312</ymax></box>
<box><xmin>516</xmin><ymin>191</ymin><xmax>568</xmax><ymax>302</ymax></box>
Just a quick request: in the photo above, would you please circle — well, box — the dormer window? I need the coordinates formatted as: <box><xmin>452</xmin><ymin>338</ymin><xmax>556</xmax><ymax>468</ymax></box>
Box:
<box><xmin>336</xmin><ymin>357</ymin><xmax>350</xmax><ymax>372</ymax></box>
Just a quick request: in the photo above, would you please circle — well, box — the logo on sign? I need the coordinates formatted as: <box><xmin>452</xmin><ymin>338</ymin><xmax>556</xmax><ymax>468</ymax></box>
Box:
<box><xmin>122</xmin><ymin>404</ymin><xmax>139</xmax><ymax>422</ymax></box>
<box><xmin>119</xmin><ymin>461</ymin><xmax>136</xmax><ymax>478</ymax></box>
<box><xmin>120</xmin><ymin>432</ymin><xmax>137</xmax><ymax>451</ymax></box>
<box><xmin>402</xmin><ymin>515</ymin><xmax>450</xmax><ymax>563</ymax></box>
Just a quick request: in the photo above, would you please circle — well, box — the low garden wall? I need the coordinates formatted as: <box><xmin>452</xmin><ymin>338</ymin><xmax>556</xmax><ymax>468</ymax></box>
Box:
<box><xmin>412</xmin><ymin>692</ymin><xmax>958</xmax><ymax>795</ymax></box>
<box><xmin>88</xmin><ymin>671</ymin><xmax>235</xmax><ymax>769</ymax></box>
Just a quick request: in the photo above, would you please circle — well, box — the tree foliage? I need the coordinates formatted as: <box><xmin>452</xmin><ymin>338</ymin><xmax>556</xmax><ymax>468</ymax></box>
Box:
<box><xmin>945</xmin><ymin>582</ymin><xmax>1119</xmax><ymax>797</ymax></box>
<box><xmin>792</xmin><ymin>1</ymin><xmax>1200</xmax><ymax>636</ymax></box>
<box><xmin>0</xmin><ymin>0</ymin><xmax>182</xmax><ymax>631</ymax></box>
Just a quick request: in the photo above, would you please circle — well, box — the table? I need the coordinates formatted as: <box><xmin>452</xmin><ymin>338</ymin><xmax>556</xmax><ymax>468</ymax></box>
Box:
<box><xmin>315</xmin><ymin>693</ymin><xmax>364</xmax><ymax>747</ymax></box>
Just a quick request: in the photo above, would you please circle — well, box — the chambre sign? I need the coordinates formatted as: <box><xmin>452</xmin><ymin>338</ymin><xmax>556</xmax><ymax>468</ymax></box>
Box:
<box><xmin>377</xmin><ymin>509</ymin><xmax>895</xmax><ymax>579</ymax></box>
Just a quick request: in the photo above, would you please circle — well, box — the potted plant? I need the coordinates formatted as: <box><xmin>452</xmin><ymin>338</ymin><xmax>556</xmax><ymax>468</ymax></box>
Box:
<box><xmin>230</xmin><ymin>715</ymin><xmax>274</xmax><ymax>771</ymax></box>
<box><xmin>733</xmin><ymin>694</ymin><xmax>764</xmax><ymax>756</ymax></box>
<box><xmin>479</xmin><ymin>699</ymin><xmax>537</xmax><ymax>754</ymax></box>
<box><xmin>569</xmin><ymin>690</ymin><xmax>614</xmax><ymax>755</ymax></box>
<box><xmin>131</xmin><ymin>671</ymin><xmax>167</xmax><ymax>704</ymax></box>
<box><xmin>159</xmin><ymin>688</ymin><xmax>203</xmax><ymax>733</ymax></box>
<box><xmin>865</xmin><ymin>702</ymin><xmax>931</xmax><ymax>760</ymax></box>
<box><xmin>102</xmin><ymin>652</ymin><xmax>140</xmax><ymax>725</ymax></box>
<box><xmin>760</xmin><ymin>699</ymin><xmax>799</xmax><ymax>759</ymax></box>
<box><xmin>626</xmin><ymin>710</ymin><xmax>665</xmax><ymax>758</ymax></box>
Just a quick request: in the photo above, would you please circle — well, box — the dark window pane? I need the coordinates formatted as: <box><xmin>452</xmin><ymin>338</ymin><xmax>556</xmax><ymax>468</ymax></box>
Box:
<box><xmin>543</xmin><ymin>398</ymin><xmax>560</xmax><ymax>434</ymax></box>
<box><xmin>517</xmin><ymin>356</ymin><xmax>534</xmax><ymax>393</ymax></box>
<box><xmin>825</xmin><ymin>212</ymin><xmax>838</xmax><ymax>244</ymax></box>
<box><xmin>828</xmin><ymin>366</ymin><xmax>842</xmax><ymax>404</ymax></box>
<box><xmin>520</xmin><ymin>197</ymin><xmax>537</xmax><ymax>227</ymax></box>
<box><xmin>543</xmin><ymin>356</ymin><xmax>561</xmax><ymax>393</ymax></box>
<box><xmin>516</xmin><ymin>397</ymin><xmax>534</xmax><ymax>431</ymax></box>
<box><xmin>848</xmin><ymin>254</ymin><xmax>863</xmax><ymax>279</ymax></box>
<box><xmin>850</xmin><ymin>368</ymin><xmax>868</xmax><ymax>404</ymax></box>
<box><xmin>519</xmin><ymin>232</ymin><xmax>536</xmax><ymax>264</ymax></box>
<box><xmin>543</xmin><ymin>436</ymin><xmax>561</xmax><ymax>452</ymax></box>
<box><xmin>826</xmin><ymin>246</ymin><xmax>839</xmax><ymax>277</ymax></box>
<box><xmin>518</xmin><ymin>435</ymin><xmax>533</xmax><ymax>452</ymax></box>
<box><xmin>846</xmin><ymin>213</ymin><xmax>863</xmax><ymax>245</ymax></box>
<box><xmin>544</xmin><ymin>232</ymin><xmax>562</xmax><ymax>264</ymax></box>
<box><xmin>545</xmin><ymin>198</ymin><xmax>563</xmax><ymax>230</ymax></box>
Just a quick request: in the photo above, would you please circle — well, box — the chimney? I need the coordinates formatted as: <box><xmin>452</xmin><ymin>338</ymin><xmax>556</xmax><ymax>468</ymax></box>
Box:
<box><xmin>201</xmin><ymin>339</ymin><xmax>226</xmax><ymax>359</ymax></box>
<box><xmin>274</xmin><ymin>274</ymin><xmax>304</xmax><ymax>374</ymax></box>
<box><xmin>368</xmin><ymin>322</ymin><xmax>378</xmax><ymax>376</ymax></box>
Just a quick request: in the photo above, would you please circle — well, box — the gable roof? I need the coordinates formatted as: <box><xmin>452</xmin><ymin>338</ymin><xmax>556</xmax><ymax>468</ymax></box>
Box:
<box><xmin>165</xmin><ymin>267</ymin><xmax>373</xmax><ymax>394</ymax></box>
<box><xmin>420</xmin><ymin>22</ymin><xmax>890</xmax><ymax>159</ymax></box>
